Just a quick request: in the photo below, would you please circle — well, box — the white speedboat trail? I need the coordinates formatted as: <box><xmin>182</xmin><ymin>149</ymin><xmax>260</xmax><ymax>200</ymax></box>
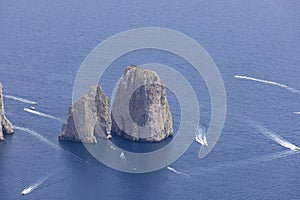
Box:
<box><xmin>167</xmin><ymin>166</ymin><xmax>190</xmax><ymax>177</ymax></box>
<box><xmin>257</xmin><ymin>125</ymin><xmax>300</xmax><ymax>151</ymax></box>
<box><xmin>3</xmin><ymin>94</ymin><xmax>38</xmax><ymax>105</ymax></box>
<box><xmin>200</xmin><ymin>149</ymin><xmax>299</xmax><ymax>173</ymax></box>
<box><xmin>195</xmin><ymin>126</ymin><xmax>208</xmax><ymax>146</ymax></box>
<box><xmin>21</xmin><ymin>170</ymin><xmax>59</xmax><ymax>195</ymax></box>
<box><xmin>23</xmin><ymin>108</ymin><xmax>62</xmax><ymax>121</ymax></box>
<box><xmin>246</xmin><ymin>120</ymin><xmax>300</xmax><ymax>151</ymax></box>
<box><xmin>21</xmin><ymin>177</ymin><xmax>45</xmax><ymax>195</ymax></box>
<box><xmin>13</xmin><ymin>125</ymin><xmax>93</xmax><ymax>167</ymax></box>
<box><xmin>13</xmin><ymin>125</ymin><xmax>61</xmax><ymax>151</ymax></box>
<box><xmin>234</xmin><ymin>75</ymin><xmax>300</xmax><ymax>94</ymax></box>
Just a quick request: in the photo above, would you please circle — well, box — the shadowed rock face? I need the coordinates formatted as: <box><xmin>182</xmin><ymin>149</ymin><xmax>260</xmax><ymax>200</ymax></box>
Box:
<box><xmin>59</xmin><ymin>86</ymin><xmax>111</xmax><ymax>143</ymax></box>
<box><xmin>0</xmin><ymin>83</ymin><xmax>14</xmax><ymax>141</ymax></box>
<box><xmin>112</xmin><ymin>65</ymin><xmax>173</xmax><ymax>142</ymax></box>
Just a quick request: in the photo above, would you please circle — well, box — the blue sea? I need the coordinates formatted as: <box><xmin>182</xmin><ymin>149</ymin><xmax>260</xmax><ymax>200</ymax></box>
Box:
<box><xmin>1</xmin><ymin>0</ymin><xmax>300</xmax><ymax>199</ymax></box>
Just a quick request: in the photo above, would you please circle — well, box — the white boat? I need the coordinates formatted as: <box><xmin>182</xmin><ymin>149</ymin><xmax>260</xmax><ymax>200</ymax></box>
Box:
<box><xmin>195</xmin><ymin>126</ymin><xmax>208</xmax><ymax>146</ymax></box>
<box><xmin>106</xmin><ymin>134</ymin><xmax>112</xmax><ymax>139</ymax></box>
<box><xmin>29</xmin><ymin>106</ymin><xmax>36</xmax><ymax>110</ymax></box>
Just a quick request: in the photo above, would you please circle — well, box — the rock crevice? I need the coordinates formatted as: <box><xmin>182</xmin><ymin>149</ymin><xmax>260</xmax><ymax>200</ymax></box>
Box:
<box><xmin>59</xmin><ymin>86</ymin><xmax>111</xmax><ymax>143</ymax></box>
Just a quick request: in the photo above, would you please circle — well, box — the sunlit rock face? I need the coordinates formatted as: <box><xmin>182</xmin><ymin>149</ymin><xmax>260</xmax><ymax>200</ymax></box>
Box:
<box><xmin>59</xmin><ymin>86</ymin><xmax>111</xmax><ymax>143</ymax></box>
<box><xmin>0</xmin><ymin>83</ymin><xmax>14</xmax><ymax>141</ymax></box>
<box><xmin>112</xmin><ymin>65</ymin><xmax>173</xmax><ymax>142</ymax></box>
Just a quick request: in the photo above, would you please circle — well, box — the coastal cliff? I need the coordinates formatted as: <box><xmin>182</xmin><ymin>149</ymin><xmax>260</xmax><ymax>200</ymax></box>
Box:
<box><xmin>59</xmin><ymin>86</ymin><xmax>111</xmax><ymax>143</ymax></box>
<box><xmin>111</xmin><ymin>65</ymin><xmax>173</xmax><ymax>142</ymax></box>
<box><xmin>0</xmin><ymin>83</ymin><xmax>14</xmax><ymax>141</ymax></box>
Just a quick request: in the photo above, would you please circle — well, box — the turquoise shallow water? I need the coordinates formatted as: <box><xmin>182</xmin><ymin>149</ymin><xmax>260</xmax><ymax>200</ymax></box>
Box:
<box><xmin>1</xmin><ymin>1</ymin><xmax>300</xmax><ymax>199</ymax></box>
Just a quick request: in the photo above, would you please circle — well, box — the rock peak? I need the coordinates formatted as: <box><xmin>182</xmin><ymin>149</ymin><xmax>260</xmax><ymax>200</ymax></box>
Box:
<box><xmin>112</xmin><ymin>65</ymin><xmax>173</xmax><ymax>142</ymax></box>
<box><xmin>0</xmin><ymin>82</ymin><xmax>14</xmax><ymax>141</ymax></box>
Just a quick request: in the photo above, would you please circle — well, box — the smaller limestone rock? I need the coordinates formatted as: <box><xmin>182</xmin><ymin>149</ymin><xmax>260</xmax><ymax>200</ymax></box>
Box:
<box><xmin>59</xmin><ymin>86</ymin><xmax>111</xmax><ymax>143</ymax></box>
<box><xmin>0</xmin><ymin>83</ymin><xmax>14</xmax><ymax>141</ymax></box>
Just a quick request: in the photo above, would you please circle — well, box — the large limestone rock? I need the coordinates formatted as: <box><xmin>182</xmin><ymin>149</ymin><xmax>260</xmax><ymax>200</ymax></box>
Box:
<box><xmin>112</xmin><ymin>65</ymin><xmax>173</xmax><ymax>142</ymax></box>
<box><xmin>0</xmin><ymin>83</ymin><xmax>14</xmax><ymax>141</ymax></box>
<box><xmin>59</xmin><ymin>86</ymin><xmax>111</xmax><ymax>143</ymax></box>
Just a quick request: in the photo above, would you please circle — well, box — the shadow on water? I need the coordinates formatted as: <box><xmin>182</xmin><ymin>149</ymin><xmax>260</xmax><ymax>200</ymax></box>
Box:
<box><xmin>110</xmin><ymin>133</ymin><xmax>174</xmax><ymax>153</ymax></box>
<box><xmin>2</xmin><ymin>133</ymin><xmax>14</xmax><ymax>141</ymax></box>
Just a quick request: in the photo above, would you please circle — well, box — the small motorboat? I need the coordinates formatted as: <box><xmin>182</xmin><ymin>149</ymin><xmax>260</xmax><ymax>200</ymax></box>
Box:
<box><xmin>29</xmin><ymin>106</ymin><xmax>36</xmax><ymax>110</ymax></box>
<box><xmin>106</xmin><ymin>134</ymin><xmax>112</xmax><ymax>139</ymax></box>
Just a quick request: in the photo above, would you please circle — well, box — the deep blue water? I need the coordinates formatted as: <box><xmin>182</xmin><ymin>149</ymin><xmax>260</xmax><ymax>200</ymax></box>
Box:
<box><xmin>1</xmin><ymin>0</ymin><xmax>300</xmax><ymax>199</ymax></box>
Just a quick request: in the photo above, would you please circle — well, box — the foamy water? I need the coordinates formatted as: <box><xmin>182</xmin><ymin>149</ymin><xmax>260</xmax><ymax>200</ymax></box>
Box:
<box><xmin>200</xmin><ymin>150</ymin><xmax>299</xmax><ymax>173</ymax></box>
<box><xmin>13</xmin><ymin>125</ymin><xmax>61</xmax><ymax>150</ymax></box>
<box><xmin>244</xmin><ymin>119</ymin><xmax>300</xmax><ymax>151</ymax></box>
<box><xmin>22</xmin><ymin>178</ymin><xmax>44</xmax><ymax>195</ymax></box>
<box><xmin>23</xmin><ymin>108</ymin><xmax>62</xmax><ymax>121</ymax></box>
<box><xmin>21</xmin><ymin>170</ymin><xmax>60</xmax><ymax>195</ymax></box>
<box><xmin>167</xmin><ymin>166</ymin><xmax>189</xmax><ymax>177</ymax></box>
<box><xmin>13</xmin><ymin>125</ymin><xmax>94</xmax><ymax>168</ymax></box>
<box><xmin>195</xmin><ymin>126</ymin><xmax>208</xmax><ymax>146</ymax></box>
<box><xmin>3</xmin><ymin>94</ymin><xmax>38</xmax><ymax>105</ymax></box>
<box><xmin>234</xmin><ymin>75</ymin><xmax>300</xmax><ymax>94</ymax></box>
<box><xmin>257</xmin><ymin>126</ymin><xmax>300</xmax><ymax>151</ymax></box>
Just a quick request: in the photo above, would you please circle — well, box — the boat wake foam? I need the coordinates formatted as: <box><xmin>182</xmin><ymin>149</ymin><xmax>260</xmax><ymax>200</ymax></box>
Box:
<box><xmin>234</xmin><ymin>75</ymin><xmax>300</xmax><ymax>94</ymax></box>
<box><xmin>21</xmin><ymin>170</ymin><xmax>59</xmax><ymax>195</ymax></box>
<box><xmin>21</xmin><ymin>177</ymin><xmax>45</xmax><ymax>195</ymax></box>
<box><xmin>14</xmin><ymin>125</ymin><xmax>61</xmax><ymax>150</ymax></box>
<box><xmin>243</xmin><ymin>119</ymin><xmax>300</xmax><ymax>151</ymax></box>
<box><xmin>13</xmin><ymin>125</ymin><xmax>91</xmax><ymax>166</ymax></box>
<box><xmin>167</xmin><ymin>166</ymin><xmax>189</xmax><ymax>177</ymax></box>
<box><xmin>3</xmin><ymin>94</ymin><xmax>38</xmax><ymax>105</ymax></box>
<box><xmin>195</xmin><ymin>126</ymin><xmax>208</xmax><ymax>146</ymax></box>
<box><xmin>255</xmin><ymin>124</ymin><xmax>300</xmax><ymax>151</ymax></box>
<box><xmin>203</xmin><ymin>150</ymin><xmax>299</xmax><ymax>173</ymax></box>
<box><xmin>23</xmin><ymin>108</ymin><xmax>62</xmax><ymax>122</ymax></box>
<box><xmin>294</xmin><ymin>112</ymin><xmax>300</xmax><ymax>115</ymax></box>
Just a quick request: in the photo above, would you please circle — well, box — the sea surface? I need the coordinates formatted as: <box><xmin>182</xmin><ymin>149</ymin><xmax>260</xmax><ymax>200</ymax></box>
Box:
<box><xmin>1</xmin><ymin>1</ymin><xmax>300</xmax><ymax>199</ymax></box>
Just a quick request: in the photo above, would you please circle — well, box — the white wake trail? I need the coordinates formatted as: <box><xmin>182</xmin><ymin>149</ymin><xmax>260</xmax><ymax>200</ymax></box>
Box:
<box><xmin>201</xmin><ymin>150</ymin><xmax>299</xmax><ymax>173</ymax></box>
<box><xmin>195</xmin><ymin>126</ymin><xmax>208</xmax><ymax>146</ymax></box>
<box><xmin>3</xmin><ymin>94</ymin><xmax>38</xmax><ymax>105</ymax></box>
<box><xmin>14</xmin><ymin>125</ymin><xmax>97</xmax><ymax>169</ymax></box>
<box><xmin>23</xmin><ymin>108</ymin><xmax>62</xmax><ymax>121</ymax></box>
<box><xmin>246</xmin><ymin>120</ymin><xmax>300</xmax><ymax>151</ymax></box>
<box><xmin>21</xmin><ymin>177</ymin><xmax>45</xmax><ymax>195</ymax></box>
<box><xmin>13</xmin><ymin>126</ymin><xmax>61</xmax><ymax>151</ymax></box>
<box><xmin>294</xmin><ymin>112</ymin><xmax>300</xmax><ymax>115</ymax></box>
<box><xmin>257</xmin><ymin>125</ymin><xmax>300</xmax><ymax>151</ymax></box>
<box><xmin>234</xmin><ymin>75</ymin><xmax>300</xmax><ymax>94</ymax></box>
<box><xmin>21</xmin><ymin>170</ymin><xmax>59</xmax><ymax>195</ymax></box>
<box><xmin>167</xmin><ymin>167</ymin><xmax>189</xmax><ymax>177</ymax></box>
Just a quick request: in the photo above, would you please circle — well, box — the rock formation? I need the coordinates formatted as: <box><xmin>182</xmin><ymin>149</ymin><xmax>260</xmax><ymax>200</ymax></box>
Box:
<box><xmin>0</xmin><ymin>83</ymin><xmax>14</xmax><ymax>141</ymax></box>
<box><xmin>111</xmin><ymin>65</ymin><xmax>173</xmax><ymax>142</ymax></box>
<box><xmin>59</xmin><ymin>86</ymin><xmax>111</xmax><ymax>143</ymax></box>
